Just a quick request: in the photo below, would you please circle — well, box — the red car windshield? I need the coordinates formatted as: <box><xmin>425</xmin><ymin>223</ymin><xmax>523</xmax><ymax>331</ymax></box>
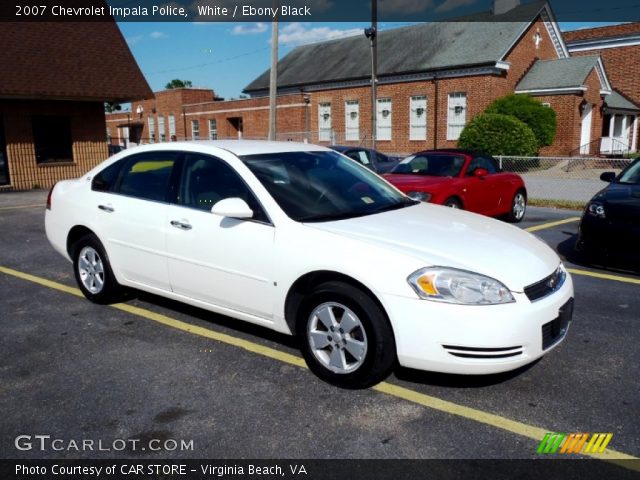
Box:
<box><xmin>392</xmin><ymin>154</ymin><xmax>466</xmax><ymax>177</ymax></box>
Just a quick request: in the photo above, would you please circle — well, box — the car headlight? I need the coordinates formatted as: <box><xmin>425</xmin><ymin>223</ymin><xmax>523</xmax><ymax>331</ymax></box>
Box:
<box><xmin>586</xmin><ymin>202</ymin><xmax>606</xmax><ymax>219</ymax></box>
<box><xmin>407</xmin><ymin>267</ymin><xmax>515</xmax><ymax>305</ymax></box>
<box><xmin>407</xmin><ymin>191</ymin><xmax>432</xmax><ymax>202</ymax></box>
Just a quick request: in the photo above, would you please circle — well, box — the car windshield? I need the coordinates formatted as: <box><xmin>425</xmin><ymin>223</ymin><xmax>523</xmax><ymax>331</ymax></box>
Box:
<box><xmin>618</xmin><ymin>159</ymin><xmax>640</xmax><ymax>185</ymax></box>
<box><xmin>392</xmin><ymin>154</ymin><xmax>465</xmax><ymax>177</ymax></box>
<box><xmin>241</xmin><ymin>150</ymin><xmax>416</xmax><ymax>222</ymax></box>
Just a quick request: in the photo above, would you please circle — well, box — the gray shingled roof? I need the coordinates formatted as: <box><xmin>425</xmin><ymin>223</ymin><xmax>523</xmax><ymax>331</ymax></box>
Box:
<box><xmin>244</xmin><ymin>1</ymin><xmax>547</xmax><ymax>93</ymax></box>
<box><xmin>515</xmin><ymin>56</ymin><xmax>600</xmax><ymax>91</ymax></box>
<box><xmin>605</xmin><ymin>90</ymin><xmax>640</xmax><ymax>111</ymax></box>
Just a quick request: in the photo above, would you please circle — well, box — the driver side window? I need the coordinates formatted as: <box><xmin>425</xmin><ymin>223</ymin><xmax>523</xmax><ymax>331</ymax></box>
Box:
<box><xmin>179</xmin><ymin>154</ymin><xmax>269</xmax><ymax>223</ymax></box>
<box><xmin>466</xmin><ymin>156</ymin><xmax>498</xmax><ymax>176</ymax></box>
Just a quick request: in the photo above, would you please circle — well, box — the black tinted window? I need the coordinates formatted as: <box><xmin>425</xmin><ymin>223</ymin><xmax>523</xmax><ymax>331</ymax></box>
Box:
<box><xmin>466</xmin><ymin>156</ymin><xmax>498</xmax><ymax>175</ymax></box>
<box><xmin>115</xmin><ymin>154</ymin><xmax>177</xmax><ymax>202</ymax></box>
<box><xmin>393</xmin><ymin>154</ymin><xmax>465</xmax><ymax>177</ymax></box>
<box><xmin>179</xmin><ymin>154</ymin><xmax>269</xmax><ymax>223</ymax></box>
<box><xmin>92</xmin><ymin>160</ymin><xmax>123</xmax><ymax>192</ymax></box>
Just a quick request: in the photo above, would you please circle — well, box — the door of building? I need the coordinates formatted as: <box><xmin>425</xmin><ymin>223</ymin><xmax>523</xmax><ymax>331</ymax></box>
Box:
<box><xmin>580</xmin><ymin>105</ymin><xmax>593</xmax><ymax>155</ymax></box>
<box><xmin>0</xmin><ymin>115</ymin><xmax>10</xmax><ymax>186</ymax></box>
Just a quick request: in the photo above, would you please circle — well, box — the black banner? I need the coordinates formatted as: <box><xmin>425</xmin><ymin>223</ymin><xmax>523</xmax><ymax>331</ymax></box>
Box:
<box><xmin>3</xmin><ymin>0</ymin><xmax>640</xmax><ymax>22</ymax></box>
<box><xmin>2</xmin><ymin>459</ymin><xmax>640</xmax><ymax>480</ymax></box>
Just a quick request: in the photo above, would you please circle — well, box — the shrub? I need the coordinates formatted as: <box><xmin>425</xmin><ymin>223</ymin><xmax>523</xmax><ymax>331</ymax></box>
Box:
<box><xmin>458</xmin><ymin>113</ymin><xmax>538</xmax><ymax>157</ymax></box>
<box><xmin>486</xmin><ymin>94</ymin><xmax>557</xmax><ymax>148</ymax></box>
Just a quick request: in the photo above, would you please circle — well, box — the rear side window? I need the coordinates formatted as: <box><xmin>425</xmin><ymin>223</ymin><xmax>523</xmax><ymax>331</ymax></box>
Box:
<box><xmin>115</xmin><ymin>153</ymin><xmax>178</xmax><ymax>202</ymax></box>
<box><xmin>92</xmin><ymin>160</ymin><xmax>123</xmax><ymax>192</ymax></box>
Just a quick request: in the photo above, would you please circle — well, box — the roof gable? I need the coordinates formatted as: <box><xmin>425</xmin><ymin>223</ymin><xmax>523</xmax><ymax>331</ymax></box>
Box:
<box><xmin>515</xmin><ymin>56</ymin><xmax>610</xmax><ymax>93</ymax></box>
<box><xmin>0</xmin><ymin>19</ymin><xmax>152</xmax><ymax>102</ymax></box>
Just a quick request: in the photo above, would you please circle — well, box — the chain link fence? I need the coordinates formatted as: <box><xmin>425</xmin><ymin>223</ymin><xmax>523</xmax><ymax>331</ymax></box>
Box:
<box><xmin>496</xmin><ymin>156</ymin><xmax>634</xmax><ymax>204</ymax></box>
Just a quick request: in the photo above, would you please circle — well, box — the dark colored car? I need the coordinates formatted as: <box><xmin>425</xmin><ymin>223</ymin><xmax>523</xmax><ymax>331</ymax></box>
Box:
<box><xmin>384</xmin><ymin>149</ymin><xmax>527</xmax><ymax>222</ymax></box>
<box><xmin>576</xmin><ymin>157</ymin><xmax>640</xmax><ymax>261</ymax></box>
<box><xmin>329</xmin><ymin>146</ymin><xmax>400</xmax><ymax>173</ymax></box>
<box><xmin>108</xmin><ymin>144</ymin><xmax>124</xmax><ymax>156</ymax></box>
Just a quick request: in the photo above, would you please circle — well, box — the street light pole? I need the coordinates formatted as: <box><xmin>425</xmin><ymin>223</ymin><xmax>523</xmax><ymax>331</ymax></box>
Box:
<box><xmin>364</xmin><ymin>0</ymin><xmax>377</xmax><ymax>151</ymax></box>
<box><xmin>268</xmin><ymin>4</ymin><xmax>279</xmax><ymax>141</ymax></box>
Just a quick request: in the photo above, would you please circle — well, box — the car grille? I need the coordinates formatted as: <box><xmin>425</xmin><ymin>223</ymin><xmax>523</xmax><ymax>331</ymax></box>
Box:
<box><xmin>442</xmin><ymin>345</ymin><xmax>523</xmax><ymax>359</ymax></box>
<box><xmin>542</xmin><ymin>298</ymin><xmax>574</xmax><ymax>350</ymax></box>
<box><xmin>524</xmin><ymin>266</ymin><xmax>566</xmax><ymax>302</ymax></box>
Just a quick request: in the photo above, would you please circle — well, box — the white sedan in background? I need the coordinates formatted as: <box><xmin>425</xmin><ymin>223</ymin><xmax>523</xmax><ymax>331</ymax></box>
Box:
<box><xmin>45</xmin><ymin>141</ymin><xmax>573</xmax><ymax>388</ymax></box>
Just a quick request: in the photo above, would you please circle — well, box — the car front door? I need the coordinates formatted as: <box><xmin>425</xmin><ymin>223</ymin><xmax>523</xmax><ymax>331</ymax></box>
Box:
<box><xmin>462</xmin><ymin>156</ymin><xmax>503</xmax><ymax>215</ymax></box>
<box><xmin>165</xmin><ymin>153</ymin><xmax>275</xmax><ymax>319</ymax></box>
<box><xmin>92</xmin><ymin>151</ymin><xmax>178</xmax><ymax>291</ymax></box>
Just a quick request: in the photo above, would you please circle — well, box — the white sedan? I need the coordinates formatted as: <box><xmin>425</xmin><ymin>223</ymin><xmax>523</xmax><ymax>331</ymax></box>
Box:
<box><xmin>45</xmin><ymin>141</ymin><xmax>573</xmax><ymax>388</ymax></box>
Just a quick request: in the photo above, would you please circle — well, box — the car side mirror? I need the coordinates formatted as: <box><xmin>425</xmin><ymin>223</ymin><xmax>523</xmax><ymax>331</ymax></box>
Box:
<box><xmin>474</xmin><ymin>167</ymin><xmax>489</xmax><ymax>178</ymax></box>
<box><xmin>211</xmin><ymin>198</ymin><xmax>253</xmax><ymax>219</ymax></box>
<box><xmin>600</xmin><ymin>171</ymin><xmax>616</xmax><ymax>183</ymax></box>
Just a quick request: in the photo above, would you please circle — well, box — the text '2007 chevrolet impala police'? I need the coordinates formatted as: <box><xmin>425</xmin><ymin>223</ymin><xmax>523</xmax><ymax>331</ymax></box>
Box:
<box><xmin>45</xmin><ymin>141</ymin><xmax>573</xmax><ymax>388</ymax></box>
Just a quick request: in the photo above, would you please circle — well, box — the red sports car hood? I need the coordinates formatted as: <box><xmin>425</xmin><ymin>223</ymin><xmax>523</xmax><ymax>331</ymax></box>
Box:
<box><xmin>384</xmin><ymin>174</ymin><xmax>454</xmax><ymax>189</ymax></box>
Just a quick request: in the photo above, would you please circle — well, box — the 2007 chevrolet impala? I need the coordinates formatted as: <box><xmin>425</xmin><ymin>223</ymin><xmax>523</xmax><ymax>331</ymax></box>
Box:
<box><xmin>45</xmin><ymin>141</ymin><xmax>573</xmax><ymax>388</ymax></box>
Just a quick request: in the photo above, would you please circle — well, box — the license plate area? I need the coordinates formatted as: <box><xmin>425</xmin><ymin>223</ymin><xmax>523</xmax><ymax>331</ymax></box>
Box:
<box><xmin>542</xmin><ymin>298</ymin><xmax>574</xmax><ymax>350</ymax></box>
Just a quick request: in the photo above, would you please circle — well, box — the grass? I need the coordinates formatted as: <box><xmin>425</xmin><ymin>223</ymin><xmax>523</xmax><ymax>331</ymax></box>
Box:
<box><xmin>529</xmin><ymin>198</ymin><xmax>586</xmax><ymax>211</ymax></box>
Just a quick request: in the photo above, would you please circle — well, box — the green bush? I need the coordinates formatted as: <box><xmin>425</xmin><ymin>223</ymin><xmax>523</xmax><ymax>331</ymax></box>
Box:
<box><xmin>486</xmin><ymin>94</ymin><xmax>556</xmax><ymax>148</ymax></box>
<box><xmin>458</xmin><ymin>113</ymin><xmax>538</xmax><ymax>157</ymax></box>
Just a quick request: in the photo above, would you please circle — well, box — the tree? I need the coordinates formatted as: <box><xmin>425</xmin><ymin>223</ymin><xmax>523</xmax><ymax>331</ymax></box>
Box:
<box><xmin>165</xmin><ymin>79</ymin><xmax>193</xmax><ymax>89</ymax></box>
<box><xmin>104</xmin><ymin>102</ymin><xmax>121</xmax><ymax>113</ymax></box>
<box><xmin>458</xmin><ymin>113</ymin><xmax>538</xmax><ymax>157</ymax></box>
<box><xmin>485</xmin><ymin>94</ymin><xmax>557</xmax><ymax>148</ymax></box>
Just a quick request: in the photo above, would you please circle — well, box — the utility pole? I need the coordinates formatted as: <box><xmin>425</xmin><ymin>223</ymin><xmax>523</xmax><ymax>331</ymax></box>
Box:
<box><xmin>268</xmin><ymin>5</ymin><xmax>279</xmax><ymax>141</ymax></box>
<box><xmin>364</xmin><ymin>0</ymin><xmax>377</xmax><ymax>151</ymax></box>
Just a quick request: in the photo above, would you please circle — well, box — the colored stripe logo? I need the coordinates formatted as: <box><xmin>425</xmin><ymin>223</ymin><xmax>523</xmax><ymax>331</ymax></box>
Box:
<box><xmin>537</xmin><ymin>433</ymin><xmax>613</xmax><ymax>454</ymax></box>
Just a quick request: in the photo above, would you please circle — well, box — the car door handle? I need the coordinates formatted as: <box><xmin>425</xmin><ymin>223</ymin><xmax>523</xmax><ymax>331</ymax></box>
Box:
<box><xmin>98</xmin><ymin>204</ymin><xmax>114</xmax><ymax>213</ymax></box>
<box><xmin>170</xmin><ymin>220</ymin><xmax>192</xmax><ymax>230</ymax></box>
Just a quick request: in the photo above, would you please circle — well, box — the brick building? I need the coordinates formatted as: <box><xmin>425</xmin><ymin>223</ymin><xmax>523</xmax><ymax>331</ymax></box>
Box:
<box><xmin>106</xmin><ymin>1</ymin><xmax>637</xmax><ymax>159</ymax></box>
<box><xmin>0</xmin><ymin>20</ymin><xmax>152</xmax><ymax>191</ymax></box>
<box><xmin>564</xmin><ymin>23</ymin><xmax>640</xmax><ymax>155</ymax></box>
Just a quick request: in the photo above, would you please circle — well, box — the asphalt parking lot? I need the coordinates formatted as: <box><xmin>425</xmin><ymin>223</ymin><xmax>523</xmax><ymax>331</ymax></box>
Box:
<box><xmin>1</xmin><ymin>191</ymin><xmax>638</xmax><ymax>468</ymax></box>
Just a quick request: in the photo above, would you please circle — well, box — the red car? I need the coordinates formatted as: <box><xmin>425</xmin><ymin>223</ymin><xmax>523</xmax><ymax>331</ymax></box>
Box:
<box><xmin>384</xmin><ymin>149</ymin><xmax>527</xmax><ymax>222</ymax></box>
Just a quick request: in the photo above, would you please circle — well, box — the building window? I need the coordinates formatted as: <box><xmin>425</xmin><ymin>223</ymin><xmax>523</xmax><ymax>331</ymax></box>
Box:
<box><xmin>447</xmin><ymin>92</ymin><xmax>467</xmax><ymax>140</ymax></box>
<box><xmin>158</xmin><ymin>116</ymin><xmax>166</xmax><ymax>142</ymax></box>
<box><xmin>377</xmin><ymin>98</ymin><xmax>392</xmax><ymax>141</ymax></box>
<box><xmin>191</xmin><ymin>120</ymin><xmax>200</xmax><ymax>140</ymax></box>
<box><xmin>318</xmin><ymin>103</ymin><xmax>331</xmax><ymax>142</ymax></box>
<box><xmin>148</xmin><ymin>117</ymin><xmax>156</xmax><ymax>143</ymax></box>
<box><xmin>32</xmin><ymin>116</ymin><xmax>73</xmax><ymax>164</ymax></box>
<box><xmin>208</xmin><ymin>119</ymin><xmax>217</xmax><ymax>140</ymax></box>
<box><xmin>168</xmin><ymin>114</ymin><xmax>176</xmax><ymax>139</ymax></box>
<box><xmin>345</xmin><ymin>101</ymin><xmax>359</xmax><ymax>141</ymax></box>
<box><xmin>106</xmin><ymin>127</ymin><xmax>111</xmax><ymax>143</ymax></box>
<box><xmin>410</xmin><ymin>96</ymin><xmax>427</xmax><ymax>141</ymax></box>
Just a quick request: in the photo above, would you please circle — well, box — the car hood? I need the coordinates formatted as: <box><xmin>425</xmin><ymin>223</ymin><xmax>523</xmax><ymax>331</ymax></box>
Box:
<box><xmin>306</xmin><ymin>203</ymin><xmax>559</xmax><ymax>292</ymax></box>
<box><xmin>596</xmin><ymin>183</ymin><xmax>640</xmax><ymax>220</ymax></box>
<box><xmin>384</xmin><ymin>174</ymin><xmax>456</xmax><ymax>189</ymax></box>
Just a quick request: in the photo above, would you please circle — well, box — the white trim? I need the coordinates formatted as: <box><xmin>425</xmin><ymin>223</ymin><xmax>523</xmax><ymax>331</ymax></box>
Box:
<box><xmin>567</xmin><ymin>36</ymin><xmax>640</xmax><ymax>52</ymax></box>
<box><xmin>495</xmin><ymin>61</ymin><xmax>511</xmax><ymax>70</ymax></box>
<box><xmin>185</xmin><ymin>103</ymin><xmax>306</xmax><ymax>116</ymax></box>
<box><xmin>594</xmin><ymin>57</ymin><xmax>612</xmax><ymax>93</ymax></box>
<box><xmin>515</xmin><ymin>86</ymin><xmax>587</xmax><ymax>95</ymax></box>
<box><xmin>632</xmin><ymin>115</ymin><xmax>638</xmax><ymax>152</ymax></box>
<box><xmin>539</xmin><ymin>4</ymin><xmax>569</xmax><ymax>58</ymax></box>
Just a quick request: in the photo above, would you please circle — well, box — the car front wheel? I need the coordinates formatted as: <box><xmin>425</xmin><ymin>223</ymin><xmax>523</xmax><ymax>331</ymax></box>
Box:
<box><xmin>73</xmin><ymin>233</ymin><xmax>123</xmax><ymax>304</ymax></box>
<box><xmin>506</xmin><ymin>190</ymin><xmax>527</xmax><ymax>223</ymax></box>
<box><xmin>297</xmin><ymin>281</ymin><xmax>396</xmax><ymax>389</ymax></box>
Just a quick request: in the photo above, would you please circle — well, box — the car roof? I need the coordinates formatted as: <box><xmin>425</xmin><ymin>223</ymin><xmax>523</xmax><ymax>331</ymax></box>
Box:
<box><xmin>329</xmin><ymin>145</ymin><xmax>367</xmax><ymax>152</ymax></box>
<box><xmin>414</xmin><ymin>149</ymin><xmax>486</xmax><ymax>157</ymax></box>
<box><xmin>118</xmin><ymin>140</ymin><xmax>330</xmax><ymax>157</ymax></box>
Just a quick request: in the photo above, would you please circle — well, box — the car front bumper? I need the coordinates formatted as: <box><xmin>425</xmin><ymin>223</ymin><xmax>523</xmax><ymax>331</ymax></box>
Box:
<box><xmin>381</xmin><ymin>274</ymin><xmax>574</xmax><ymax>374</ymax></box>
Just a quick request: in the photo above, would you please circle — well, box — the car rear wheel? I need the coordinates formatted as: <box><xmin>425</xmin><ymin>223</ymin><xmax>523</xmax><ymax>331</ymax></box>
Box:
<box><xmin>73</xmin><ymin>234</ymin><xmax>123</xmax><ymax>304</ymax></box>
<box><xmin>506</xmin><ymin>190</ymin><xmax>527</xmax><ymax>223</ymax></box>
<box><xmin>297</xmin><ymin>281</ymin><xmax>396</xmax><ymax>389</ymax></box>
<box><xmin>444</xmin><ymin>197</ymin><xmax>462</xmax><ymax>209</ymax></box>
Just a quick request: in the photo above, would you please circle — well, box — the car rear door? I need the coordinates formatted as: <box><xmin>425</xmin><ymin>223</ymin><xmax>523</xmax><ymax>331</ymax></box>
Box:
<box><xmin>165</xmin><ymin>152</ymin><xmax>276</xmax><ymax>319</ymax></box>
<box><xmin>92</xmin><ymin>151</ymin><xmax>178</xmax><ymax>292</ymax></box>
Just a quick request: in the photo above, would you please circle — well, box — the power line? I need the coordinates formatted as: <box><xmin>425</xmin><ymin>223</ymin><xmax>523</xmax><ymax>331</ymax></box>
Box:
<box><xmin>145</xmin><ymin>46</ymin><xmax>270</xmax><ymax>76</ymax></box>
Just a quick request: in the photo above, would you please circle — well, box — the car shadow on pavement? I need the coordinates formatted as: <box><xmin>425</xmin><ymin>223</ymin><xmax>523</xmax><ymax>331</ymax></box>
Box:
<box><xmin>131</xmin><ymin>290</ymin><xmax>301</xmax><ymax>351</ymax></box>
<box><xmin>392</xmin><ymin>360</ymin><xmax>541</xmax><ymax>389</ymax></box>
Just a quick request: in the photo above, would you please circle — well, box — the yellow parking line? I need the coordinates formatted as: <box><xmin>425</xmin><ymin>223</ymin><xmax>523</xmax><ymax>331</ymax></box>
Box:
<box><xmin>0</xmin><ymin>204</ymin><xmax>43</xmax><ymax>211</ymax></box>
<box><xmin>568</xmin><ymin>268</ymin><xmax>640</xmax><ymax>286</ymax></box>
<box><xmin>525</xmin><ymin>217</ymin><xmax>580</xmax><ymax>233</ymax></box>
<box><xmin>0</xmin><ymin>264</ymin><xmax>638</xmax><ymax>468</ymax></box>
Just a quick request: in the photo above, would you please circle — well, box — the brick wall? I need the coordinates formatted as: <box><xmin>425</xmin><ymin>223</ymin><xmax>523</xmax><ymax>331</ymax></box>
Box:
<box><xmin>1</xmin><ymin>100</ymin><xmax>108</xmax><ymax>191</ymax></box>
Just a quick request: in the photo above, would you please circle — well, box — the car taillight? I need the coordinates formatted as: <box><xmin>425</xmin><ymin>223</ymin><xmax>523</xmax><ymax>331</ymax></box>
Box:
<box><xmin>46</xmin><ymin>183</ymin><xmax>56</xmax><ymax>210</ymax></box>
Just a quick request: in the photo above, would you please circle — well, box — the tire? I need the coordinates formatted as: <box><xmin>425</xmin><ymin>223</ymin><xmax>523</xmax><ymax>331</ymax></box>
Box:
<box><xmin>296</xmin><ymin>281</ymin><xmax>396</xmax><ymax>389</ymax></box>
<box><xmin>72</xmin><ymin>233</ymin><xmax>123</xmax><ymax>304</ymax></box>
<box><xmin>443</xmin><ymin>197</ymin><xmax>462</xmax><ymax>209</ymax></box>
<box><xmin>506</xmin><ymin>190</ymin><xmax>527</xmax><ymax>223</ymax></box>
